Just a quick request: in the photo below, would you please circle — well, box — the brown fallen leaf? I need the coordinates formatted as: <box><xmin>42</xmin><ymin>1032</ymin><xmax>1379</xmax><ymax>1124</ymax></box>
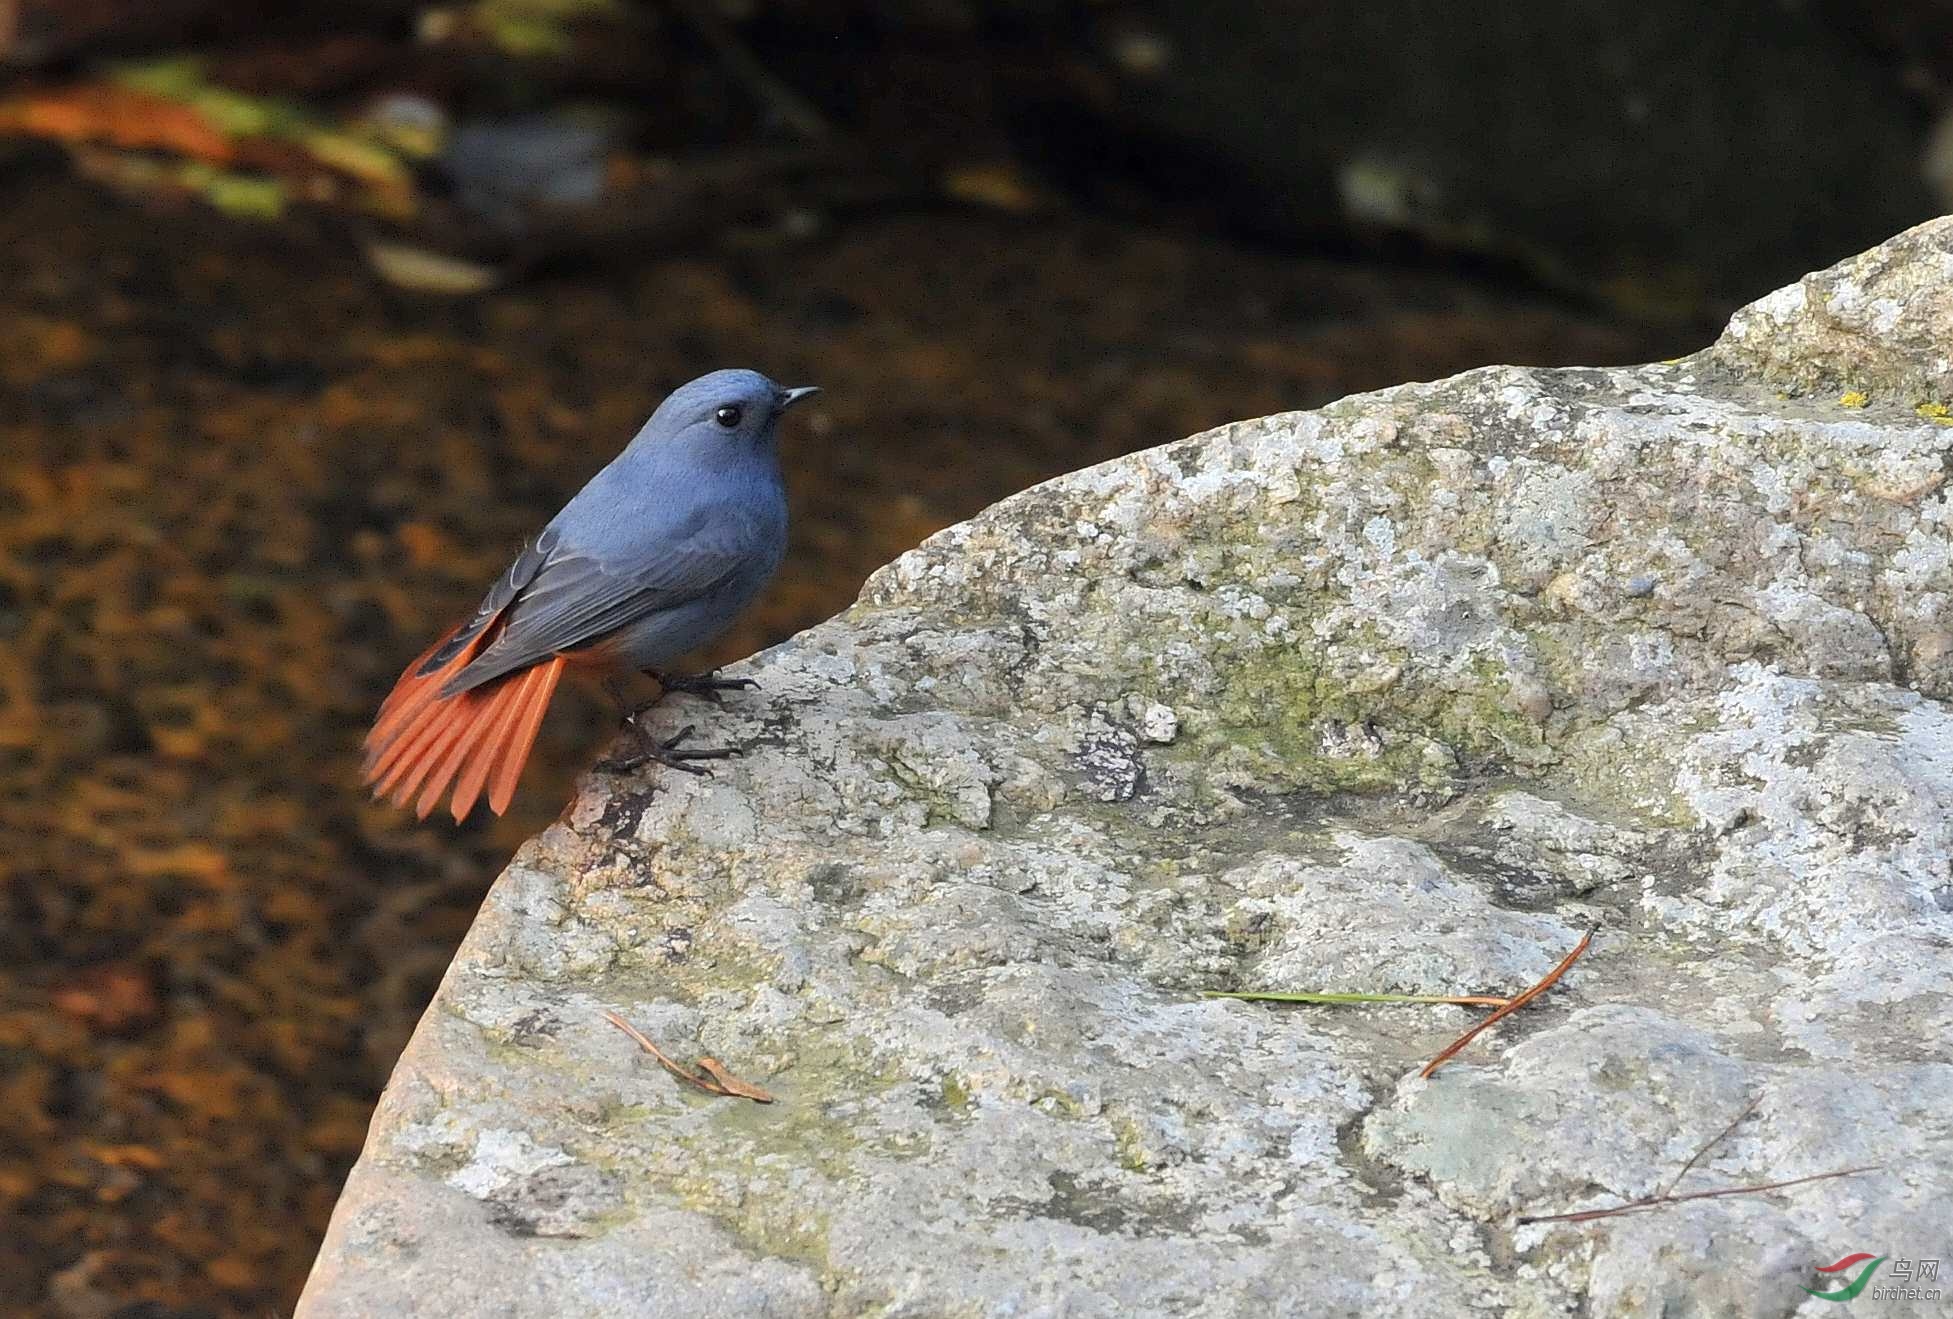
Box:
<box><xmin>695</xmin><ymin>1056</ymin><xmax>776</xmax><ymax>1103</ymax></box>
<box><xmin>601</xmin><ymin>1010</ymin><xmax>774</xmax><ymax>1103</ymax></box>
<box><xmin>1421</xmin><ymin>927</ymin><xmax>1596</xmax><ymax>1078</ymax></box>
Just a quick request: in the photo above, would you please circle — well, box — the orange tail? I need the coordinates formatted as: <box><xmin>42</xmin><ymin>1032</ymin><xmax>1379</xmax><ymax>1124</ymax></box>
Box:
<box><xmin>362</xmin><ymin>628</ymin><xmax>565</xmax><ymax>822</ymax></box>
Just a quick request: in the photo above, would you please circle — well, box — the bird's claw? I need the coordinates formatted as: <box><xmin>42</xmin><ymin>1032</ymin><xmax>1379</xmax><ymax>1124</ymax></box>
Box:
<box><xmin>659</xmin><ymin>671</ymin><xmax>760</xmax><ymax>704</ymax></box>
<box><xmin>601</xmin><ymin>723</ymin><xmax>742</xmax><ymax>777</ymax></box>
<box><xmin>616</xmin><ymin>672</ymin><xmax>758</xmax><ymax>720</ymax></box>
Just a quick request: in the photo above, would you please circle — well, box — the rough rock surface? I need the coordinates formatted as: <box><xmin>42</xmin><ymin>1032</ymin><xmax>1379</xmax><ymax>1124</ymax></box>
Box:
<box><xmin>302</xmin><ymin>219</ymin><xmax>1953</xmax><ymax>1317</ymax></box>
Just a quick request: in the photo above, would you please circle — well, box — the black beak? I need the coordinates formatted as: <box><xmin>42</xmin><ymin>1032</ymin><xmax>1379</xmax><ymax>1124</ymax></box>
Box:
<box><xmin>777</xmin><ymin>385</ymin><xmax>821</xmax><ymax>411</ymax></box>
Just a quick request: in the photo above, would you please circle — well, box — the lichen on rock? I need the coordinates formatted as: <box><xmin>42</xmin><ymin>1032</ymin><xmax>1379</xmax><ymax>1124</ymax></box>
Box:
<box><xmin>301</xmin><ymin>221</ymin><xmax>1953</xmax><ymax>1317</ymax></box>
<box><xmin>1711</xmin><ymin>215</ymin><xmax>1953</xmax><ymax>403</ymax></box>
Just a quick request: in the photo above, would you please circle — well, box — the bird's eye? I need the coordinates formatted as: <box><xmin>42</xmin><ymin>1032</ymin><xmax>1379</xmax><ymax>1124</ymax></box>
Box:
<box><xmin>714</xmin><ymin>405</ymin><xmax>743</xmax><ymax>428</ymax></box>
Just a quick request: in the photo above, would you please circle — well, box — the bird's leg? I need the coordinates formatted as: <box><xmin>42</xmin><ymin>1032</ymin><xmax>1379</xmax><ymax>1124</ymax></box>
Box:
<box><xmin>603</xmin><ymin>676</ymin><xmax>644</xmax><ymax>724</ymax></box>
<box><xmin>603</xmin><ymin>724</ymin><xmax>741</xmax><ymax>776</ymax></box>
<box><xmin>649</xmin><ymin>668</ymin><xmax>759</xmax><ymax>704</ymax></box>
<box><xmin>598</xmin><ymin>671</ymin><xmax>751</xmax><ymax>775</ymax></box>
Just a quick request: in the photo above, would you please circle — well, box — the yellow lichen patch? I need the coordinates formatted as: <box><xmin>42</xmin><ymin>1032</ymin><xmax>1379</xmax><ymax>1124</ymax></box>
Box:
<box><xmin>1838</xmin><ymin>390</ymin><xmax>1869</xmax><ymax>408</ymax></box>
<box><xmin>1916</xmin><ymin>402</ymin><xmax>1953</xmax><ymax>426</ymax></box>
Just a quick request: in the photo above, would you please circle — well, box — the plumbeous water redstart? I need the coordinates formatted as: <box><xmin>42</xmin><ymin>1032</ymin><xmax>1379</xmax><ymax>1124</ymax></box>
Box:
<box><xmin>363</xmin><ymin>369</ymin><xmax>817</xmax><ymax>822</ymax></box>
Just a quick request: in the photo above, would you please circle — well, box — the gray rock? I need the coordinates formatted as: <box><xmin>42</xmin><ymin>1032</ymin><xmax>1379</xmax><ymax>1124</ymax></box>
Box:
<box><xmin>302</xmin><ymin>220</ymin><xmax>1953</xmax><ymax>1316</ymax></box>
<box><xmin>1711</xmin><ymin>215</ymin><xmax>1953</xmax><ymax>401</ymax></box>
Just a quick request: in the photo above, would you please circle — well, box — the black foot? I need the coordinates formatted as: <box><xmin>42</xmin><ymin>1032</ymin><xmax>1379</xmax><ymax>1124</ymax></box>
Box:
<box><xmin>601</xmin><ymin>724</ymin><xmax>741</xmax><ymax>777</ymax></box>
<box><xmin>658</xmin><ymin>670</ymin><xmax>759</xmax><ymax>703</ymax></box>
<box><xmin>607</xmin><ymin>671</ymin><xmax>759</xmax><ymax>727</ymax></box>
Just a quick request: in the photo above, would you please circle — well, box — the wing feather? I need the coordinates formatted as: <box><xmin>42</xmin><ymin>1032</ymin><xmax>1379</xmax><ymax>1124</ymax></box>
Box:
<box><xmin>439</xmin><ymin>505</ymin><xmax>764</xmax><ymax>695</ymax></box>
<box><xmin>415</xmin><ymin>528</ymin><xmax>560</xmax><ymax>676</ymax></box>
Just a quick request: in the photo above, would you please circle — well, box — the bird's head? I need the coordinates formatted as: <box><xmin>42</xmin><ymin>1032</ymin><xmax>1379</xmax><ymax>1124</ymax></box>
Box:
<box><xmin>646</xmin><ymin>368</ymin><xmax>820</xmax><ymax>453</ymax></box>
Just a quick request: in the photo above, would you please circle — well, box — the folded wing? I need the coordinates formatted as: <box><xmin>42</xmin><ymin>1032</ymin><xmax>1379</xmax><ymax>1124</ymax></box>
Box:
<box><xmin>439</xmin><ymin>504</ymin><xmax>765</xmax><ymax>695</ymax></box>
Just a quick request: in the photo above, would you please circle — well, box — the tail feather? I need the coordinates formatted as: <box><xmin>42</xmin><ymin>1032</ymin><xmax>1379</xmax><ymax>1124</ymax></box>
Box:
<box><xmin>367</xmin><ymin>632</ymin><xmax>463</xmax><ymax>755</ymax></box>
<box><xmin>488</xmin><ymin>663</ymin><xmax>560</xmax><ymax>816</ymax></box>
<box><xmin>413</xmin><ymin>689</ymin><xmax>504</xmax><ymax>819</ymax></box>
<box><xmin>368</xmin><ymin>659</ymin><xmax>476</xmax><ymax>792</ymax></box>
<box><xmin>450</xmin><ymin>667</ymin><xmax>535</xmax><ymax>822</ymax></box>
<box><xmin>370</xmin><ymin>711</ymin><xmax>452</xmax><ymax>800</ymax></box>
<box><xmin>363</xmin><ymin>623</ymin><xmax>566</xmax><ymax>822</ymax></box>
<box><xmin>383</xmin><ymin>691</ymin><xmax>477</xmax><ymax>810</ymax></box>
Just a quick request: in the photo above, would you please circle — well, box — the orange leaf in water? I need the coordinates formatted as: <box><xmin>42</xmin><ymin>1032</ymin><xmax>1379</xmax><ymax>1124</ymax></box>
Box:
<box><xmin>52</xmin><ymin>965</ymin><xmax>159</xmax><ymax>1033</ymax></box>
<box><xmin>0</xmin><ymin>86</ymin><xmax>236</xmax><ymax>163</ymax></box>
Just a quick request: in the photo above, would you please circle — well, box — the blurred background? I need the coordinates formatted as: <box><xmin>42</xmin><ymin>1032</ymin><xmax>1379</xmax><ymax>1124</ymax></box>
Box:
<box><xmin>0</xmin><ymin>1</ymin><xmax>1944</xmax><ymax>1313</ymax></box>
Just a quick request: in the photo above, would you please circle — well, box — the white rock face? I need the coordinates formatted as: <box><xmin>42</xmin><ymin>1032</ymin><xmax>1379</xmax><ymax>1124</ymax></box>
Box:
<box><xmin>301</xmin><ymin>219</ymin><xmax>1953</xmax><ymax>1317</ymax></box>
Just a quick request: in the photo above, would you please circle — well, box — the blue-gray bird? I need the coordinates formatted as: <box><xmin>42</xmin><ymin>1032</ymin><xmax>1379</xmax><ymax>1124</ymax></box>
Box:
<box><xmin>363</xmin><ymin>369</ymin><xmax>816</xmax><ymax>822</ymax></box>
